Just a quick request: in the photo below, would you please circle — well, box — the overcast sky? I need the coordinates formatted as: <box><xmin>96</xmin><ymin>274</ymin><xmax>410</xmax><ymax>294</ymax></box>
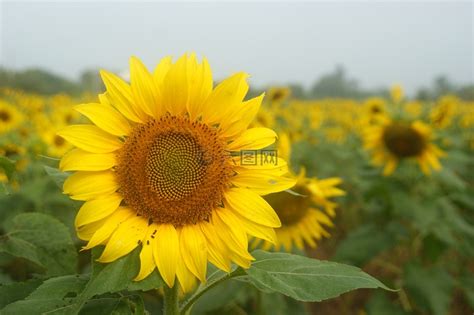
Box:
<box><xmin>1</xmin><ymin>1</ymin><xmax>473</xmax><ymax>94</ymax></box>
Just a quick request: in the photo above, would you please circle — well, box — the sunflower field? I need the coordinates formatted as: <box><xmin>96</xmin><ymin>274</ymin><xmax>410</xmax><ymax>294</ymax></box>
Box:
<box><xmin>0</xmin><ymin>56</ymin><xmax>473</xmax><ymax>315</ymax></box>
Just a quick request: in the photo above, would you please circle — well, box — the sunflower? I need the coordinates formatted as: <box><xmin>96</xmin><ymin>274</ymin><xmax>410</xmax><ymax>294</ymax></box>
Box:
<box><xmin>41</xmin><ymin>129</ymin><xmax>72</xmax><ymax>158</ymax></box>
<box><xmin>0</xmin><ymin>142</ymin><xmax>27</xmax><ymax>186</ymax></box>
<box><xmin>255</xmin><ymin>170</ymin><xmax>344</xmax><ymax>251</ymax></box>
<box><xmin>363</xmin><ymin>97</ymin><xmax>387</xmax><ymax>116</ymax></box>
<box><xmin>253</xmin><ymin>134</ymin><xmax>345</xmax><ymax>252</ymax></box>
<box><xmin>266</xmin><ymin>87</ymin><xmax>291</xmax><ymax>103</ymax></box>
<box><xmin>0</xmin><ymin>142</ymin><xmax>26</xmax><ymax>159</ymax></box>
<box><xmin>58</xmin><ymin>54</ymin><xmax>295</xmax><ymax>292</ymax></box>
<box><xmin>252</xmin><ymin>107</ymin><xmax>276</xmax><ymax>129</ymax></box>
<box><xmin>358</xmin><ymin>97</ymin><xmax>388</xmax><ymax>128</ymax></box>
<box><xmin>363</xmin><ymin>118</ymin><xmax>445</xmax><ymax>175</ymax></box>
<box><xmin>0</xmin><ymin>100</ymin><xmax>24</xmax><ymax>134</ymax></box>
<box><xmin>430</xmin><ymin>95</ymin><xmax>458</xmax><ymax>129</ymax></box>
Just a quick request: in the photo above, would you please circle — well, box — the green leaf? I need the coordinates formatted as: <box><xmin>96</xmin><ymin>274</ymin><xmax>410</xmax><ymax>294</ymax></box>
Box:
<box><xmin>43</xmin><ymin>166</ymin><xmax>70</xmax><ymax>189</ymax></box>
<box><xmin>434</xmin><ymin>169</ymin><xmax>467</xmax><ymax>191</ymax></box>
<box><xmin>0</xmin><ymin>279</ymin><xmax>43</xmax><ymax>309</ymax></box>
<box><xmin>78</xmin><ymin>295</ymin><xmax>144</xmax><ymax>315</ymax></box>
<box><xmin>404</xmin><ymin>263</ymin><xmax>454</xmax><ymax>315</ymax></box>
<box><xmin>79</xmin><ymin>298</ymin><xmax>125</xmax><ymax>315</ymax></box>
<box><xmin>6</xmin><ymin>213</ymin><xmax>77</xmax><ymax>276</ymax></box>
<box><xmin>0</xmin><ymin>234</ymin><xmax>46</xmax><ymax>270</ymax></box>
<box><xmin>71</xmin><ymin>247</ymin><xmax>163</xmax><ymax>314</ymax></box>
<box><xmin>0</xmin><ymin>275</ymin><xmax>88</xmax><ymax>315</ymax></box>
<box><xmin>245</xmin><ymin>250</ymin><xmax>393</xmax><ymax>302</ymax></box>
<box><xmin>0</xmin><ymin>156</ymin><xmax>16</xmax><ymax>181</ymax></box>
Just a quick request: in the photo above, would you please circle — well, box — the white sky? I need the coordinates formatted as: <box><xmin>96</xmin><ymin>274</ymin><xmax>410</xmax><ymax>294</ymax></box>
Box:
<box><xmin>1</xmin><ymin>1</ymin><xmax>473</xmax><ymax>94</ymax></box>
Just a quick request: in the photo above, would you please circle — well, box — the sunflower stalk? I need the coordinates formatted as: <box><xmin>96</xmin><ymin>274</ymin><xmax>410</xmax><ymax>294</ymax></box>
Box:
<box><xmin>163</xmin><ymin>282</ymin><xmax>180</xmax><ymax>315</ymax></box>
<box><xmin>179</xmin><ymin>267</ymin><xmax>246</xmax><ymax>314</ymax></box>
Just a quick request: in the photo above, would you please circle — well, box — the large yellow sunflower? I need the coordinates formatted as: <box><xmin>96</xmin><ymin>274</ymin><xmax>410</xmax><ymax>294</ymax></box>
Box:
<box><xmin>363</xmin><ymin>118</ymin><xmax>445</xmax><ymax>175</ymax></box>
<box><xmin>58</xmin><ymin>54</ymin><xmax>295</xmax><ymax>292</ymax></box>
<box><xmin>0</xmin><ymin>100</ymin><xmax>24</xmax><ymax>134</ymax></box>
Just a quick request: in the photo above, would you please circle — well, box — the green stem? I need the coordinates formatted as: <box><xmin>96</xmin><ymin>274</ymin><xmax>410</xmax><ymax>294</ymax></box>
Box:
<box><xmin>180</xmin><ymin>268</ymin><xmax>245</xmax><ymax>314</ymax></box>
<box><xmin>163</xmin><ymin>282</ymin><xmax>180</xmax><ymax>315</ymax></box>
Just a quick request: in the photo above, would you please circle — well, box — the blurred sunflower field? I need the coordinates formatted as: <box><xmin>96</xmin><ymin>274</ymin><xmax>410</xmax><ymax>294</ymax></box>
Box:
<box><xmin>0</xmin><ymin>65</ymin><xmax>473</xmax><ymax>315</ymax></box>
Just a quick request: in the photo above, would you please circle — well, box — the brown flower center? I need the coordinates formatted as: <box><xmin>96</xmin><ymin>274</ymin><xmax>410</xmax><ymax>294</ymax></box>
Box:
<box><xmin>0</xmin><ymin>110</ymin><xmax>11</xmax><ymax>122</ymax></box>
<box><xmin>116</xmin><ymin>115</ymin><xmax>232</xmax><ymax>226</ymax></box>
<box><xmin>54</xmin><ymin>135</ymin><xmax>66</xmax><ymax>147</ymax></box>
<box><xmin>371</xmin><ymin>105</ymin><xmax>382</xmax><ymax>114</ymax></box>
<box><xmin>264</xmin><ymin>185</ymin><xmax>311</xmax><ymax>226</ymax></box>
<box><xmin>382</xmin><ymin>123</ymin><xmax>426</xmax><ymax>158</ymax></box>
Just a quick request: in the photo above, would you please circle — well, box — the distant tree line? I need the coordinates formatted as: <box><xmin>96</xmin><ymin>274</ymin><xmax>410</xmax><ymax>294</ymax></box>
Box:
<box><xmin>0</xmin><ymin>68</ymin><xmax>104</xmax><ymax>96</ymax></box>
<box><xmin>282</xmin><ymin>66</ymin><xmax>474</xmax><ymax>101</ymax></box>
<box><xmin>0</xmin><ymin>66</ymin><xmax>472</xmax><ymax>100</ymax></box>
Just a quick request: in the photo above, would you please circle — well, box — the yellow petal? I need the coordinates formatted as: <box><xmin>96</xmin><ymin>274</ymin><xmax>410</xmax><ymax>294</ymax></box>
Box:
<box><xmin>75</xmin><ymin>193</ymin><xmax>123</xmax><ymax>228</ymax></box>
<box><xmin>100</xmin><ymin>70</ymin><xmax>144</xmax><ymax>123</ymax></box>
<box><xmin>232</xmin><ymin>156</ymin><xmax>289</xmax><ymax>176</ymax></box>
<box><xmin>153</xmin><ymin>56</ymin><xmax>172</xmax><ymax>86</ymax></box>
<box><xmin>312</xmin><ymin>209</ymin><xmax>334</xmax><ymax>227</ymax></box>
<box><xmin>98</xmin><ymin>93</ymin><xmax>111</xmax><ymax>106</ymax></box>
<box><xmin>228</xmin><ymin>250</ymin><xmax>252</xmax><ymax>269</ymax></box>
<box><xmin>214</xmin><ymin>210</ymin><xmax>253</xmax><ymax>261</ymax></box>
<box><xmin>180</xmin><ymin>225</ymin><xmax>208</xmax><ymax>282</ymax></box>
<box><xmin>227</xmin><ymin>128</ymin><xmax>277</xmax><ymax>151</ymax></box>
<box><xmin>134</xmin><ymin>226</ymin><xmax>156</xmax><ymax>281</ymax></box>
<box><xmin>83</xmin><ymin>207</ymin><xmax>134</xmax><ymax>249</ymax></box>
<box><xmin>244</xmin><ymin>220</ymin><xmax>277</xmax><ymax>244</ymax></box>
<box><xmin>231</xmin><ymin>174</ymin><xmax>296</xmax><ymax>195</ymax></box>
<box><xmin>292</xmin><ymin>231</ymin><xmax>305</xmax><ymax>250</ymax></box>
<box><xmin>425</xmin><ymin>152</ymin><xmax>442</xmax><ymax>170</ymax></box>
<box><xmin>130</xmin><ymin>56</ymin><xmax>161</xmax><ymax>119</ymax></box>
<box><xmin>220</xmin><ymin>93</ymin><xmax>263</xmax><ymax>139</ymax></box>
<box><xmin>154</xmin><ymin>224</ymin><xmax>179</xmax><ymax>288</ymax></box>
<box><xmin>75</xmin><ymin>103</ymin><xmax>131</xmax><ymax>136</ymax></box>
<box><xmin>161</xmin><ymin>54</ymin><xmax>189</xmax><ymax>115</ymax></box>
<box><xmin>63</xmin><ymin>171</ymin><xmax>119</xmax><ymax>200</ymax></box>
<box><xmin>382</xmin><ymin>158</ymin><xmax>398</xmax><ymax>176</ymax></box>
<box><xmin>278</xmin><ymin>229</ymin><xmax>294</xmax><ymax>251</ymax></box>
<box><xmin>201</xmin><ymin>72</ymin><xmax>249</xmax><ymax>126</ymax></box>
<box><xmin>277</xmin><ymin>132</ymin><xmax>291</xmax><ymax>162</ymax></box>
<box><xmin>57</xmin><ymin>125</ymin><xmax>122</xmax><ymax>154</ymax></box>
<box><xmin>76</xmin><ymin>218</ymin><xmax>106</xmax><ymax>241</ymax></box>
<box><xmin>223</xmin><ymin>208</ymin><xmax>277</xmax><ymax>244</ymax></box>
<box><xmin>317</xmin><ymin>177</ymin><xmax>343</xmax><ymax>187</ymax></box>
<box><xmin>417</xmin><ymin>157</ymin><xmax>431</xmax><ymax>175</ymax></box>
<box><xmin>98</xmin><ymin>215</ymin><xmax>148</xmax><ymax>263</ymax></box>
<box><xmin>224</xmin><ymin>188</ymin><xmax>281</xmax><ymax>227</ymax></box>
<box><xmin>176</xmin><ymin>249</ymin><xmax>197</xmax><ymax>293</ymax></box>
<box><xmin>60</xmin><ymin>149</ymin><xmax>116</xmax><ymax>172</ymax></box>
<box><xmin>186</xmin><ymin>56</ymin><xmax>213</xmax><ymax>120</ymax></box>
<box><xmin>200</xmin><ymin>222</ymin><xmax>231</xmax><ymax>272</ymax></box>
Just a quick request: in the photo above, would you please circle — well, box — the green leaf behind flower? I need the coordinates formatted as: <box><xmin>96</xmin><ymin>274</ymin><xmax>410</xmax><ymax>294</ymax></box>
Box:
<box><xmin>245</xmin><ymin>250</ymin><xmax>393</xmax><ymax>302</ymax></box>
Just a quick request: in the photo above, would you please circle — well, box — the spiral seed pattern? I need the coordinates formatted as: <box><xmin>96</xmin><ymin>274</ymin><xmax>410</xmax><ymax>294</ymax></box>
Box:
<box><xmin>116</xmin><ymin>115</ymin><xmax>232</xmax><ymax>226</ymax></box>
